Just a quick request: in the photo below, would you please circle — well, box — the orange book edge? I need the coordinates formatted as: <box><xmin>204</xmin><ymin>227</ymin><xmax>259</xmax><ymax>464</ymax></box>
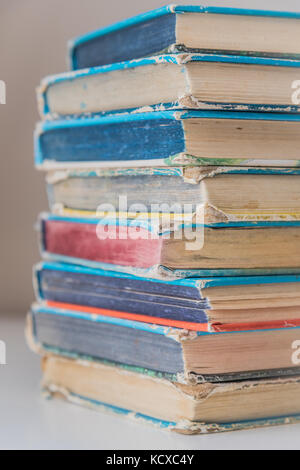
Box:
<box><xmin>45</xmin><ymin>300</ymin><xmax>210</xmax><ymax>332</ymax></box>
<box><xmin>45</xmin><ymin>301</ymin><xmax>300</xmax><ymax>333</ymax></box>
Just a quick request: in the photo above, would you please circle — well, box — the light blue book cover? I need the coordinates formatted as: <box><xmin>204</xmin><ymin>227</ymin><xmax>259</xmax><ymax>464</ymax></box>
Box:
<box><xmin>35</xmin><ymin>260</ymin><xmax>300</xmax><ymax>294</ymax></box>
<box><xmin>38</xmin><ymin>53</ymin><xmax>300</xmax><ymax>119</ymax></box>
<box><xmin>35</xmin><ymin>110</ymin><xmax>300</xmax><ymax>170</ymax></box>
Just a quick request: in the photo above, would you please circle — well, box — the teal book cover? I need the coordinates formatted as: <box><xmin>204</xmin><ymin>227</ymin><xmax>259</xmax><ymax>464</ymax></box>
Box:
<box><xmin>35</xmin><ymin>111</ymin><xmax>300</xmax><ymax>170</ymax></box>
<box><xmin>38</xmin><ymin>53</ymin><xmax>300</xmax><ymax>119</ymax></box>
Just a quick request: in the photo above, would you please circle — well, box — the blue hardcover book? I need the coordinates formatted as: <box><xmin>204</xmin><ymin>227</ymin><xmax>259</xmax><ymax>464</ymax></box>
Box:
<box><xmin>39</xmin><ymin>354</ymin><xmax>300</xmax><ymax>435</ymax></box>
<box><xmin>69</xmin><ymin>5</ymin><xmax>300</xmax><ymax>69</ymax></box>
<box><xmin>34</xmin><ymin>261</ymin><xmax>300</xmax><ymax>331</ymax></box>
<box><xmin>35</xmin><ymin>111</ymin><xmax>300</xmax><ymax>170</ymax></box>
<box><xmin>28</xmin><ymin>301</ymin><xmax>300</xmax><ymax>383</ymax></box>
<box><xmin>38</xmin><ymin>213</ymin><xmax>300</xmax><ymax>280</ymax></box>
<box><xmin>38</xmin><ymin>53</ymin><xmax>300</xmax><ymax>119</ymax></box>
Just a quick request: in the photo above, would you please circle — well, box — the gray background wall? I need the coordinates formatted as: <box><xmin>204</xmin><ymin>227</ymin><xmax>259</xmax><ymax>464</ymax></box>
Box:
<box><xmin>0</xmin><ymin>0</ymin><xmax>299</xmax><ymax>314</ymax></box>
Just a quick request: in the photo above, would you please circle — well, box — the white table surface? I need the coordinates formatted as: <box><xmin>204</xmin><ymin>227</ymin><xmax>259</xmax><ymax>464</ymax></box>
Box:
<box><xmin>1</xmin><ymin>315</ymin><xmax>300</xmax><ymax>450</ymax></box>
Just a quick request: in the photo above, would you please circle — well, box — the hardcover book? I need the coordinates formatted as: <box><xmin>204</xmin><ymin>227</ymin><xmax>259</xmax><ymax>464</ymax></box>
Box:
<box><xmin>35</xmin><ymin>261</ymin><xmax>300</xmax><ymax>332</ymax></box>
<box><xmin>40</xmin><ymin>354</ymin><xmax>300</xmax><ymax>435</ymax></box>
<box><xmin>46</xmin><ymin>166</ymin><xmax>300</xmax><ymax>223</ymax></box>
<box><xmin>39</xmin><ymin>54</ymin><xmax>300</xmax><ymax>119</ymax></box>
<box><xmin>35</xmin><ymin>111</ymin><xmax>300</xmax><ymax>169</ymax></box>
<box><xmin>27</xmin><ymin>303</ymin><xmax>300</xmax><ymax>383</ymax></box>
<box><xmin>30</xmin><ymin>4</ymin><xmax>300</xmax><ymax>437</ymax></box>
<box><xmin>39</xmin><ymin>213</ymin><xmax>300</xmax><ymax>279</ymax></box>
<box><xmin>69</xmin><ymin>5</ymin><xmax>300</xmax><ymax>69</ymax></box>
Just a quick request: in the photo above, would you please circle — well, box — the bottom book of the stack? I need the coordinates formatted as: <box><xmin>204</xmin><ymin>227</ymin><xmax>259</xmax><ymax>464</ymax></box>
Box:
<box><xmin>40</xmin><ymin>354</ymin><xmax>300</xmax><ymax>435</ymax></box>
<box><xmin>27</xmin><ymin>301</ymin><xmax>300</xmax><ymax>435</ymax></box>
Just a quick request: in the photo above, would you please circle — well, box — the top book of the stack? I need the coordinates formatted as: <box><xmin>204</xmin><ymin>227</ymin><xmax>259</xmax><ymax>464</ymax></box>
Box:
<box><xmin>69</xmin><ymin>5</ymin><xmax>300</xmax><ymax>70</ymax></box>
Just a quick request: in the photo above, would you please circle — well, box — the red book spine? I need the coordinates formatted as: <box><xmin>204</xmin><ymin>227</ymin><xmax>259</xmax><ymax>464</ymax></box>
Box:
<box><xmin>44</xmin><ymin>220</ymin><xmax>163</xmax><ymax>268</ymax></box>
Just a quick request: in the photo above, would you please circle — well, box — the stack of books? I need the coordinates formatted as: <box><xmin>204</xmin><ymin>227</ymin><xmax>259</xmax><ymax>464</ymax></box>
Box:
<box><xmin>28</xmin><ymin>5</ymin><xmax>300</xmax><ymax>434</ymax></box>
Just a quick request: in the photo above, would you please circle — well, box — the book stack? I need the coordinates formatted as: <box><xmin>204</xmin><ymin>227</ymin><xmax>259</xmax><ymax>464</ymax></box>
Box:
<box><xmin>28</xmin><ymin>5</ymin><xmax>300</xmax><ymax>434</ymax></box>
